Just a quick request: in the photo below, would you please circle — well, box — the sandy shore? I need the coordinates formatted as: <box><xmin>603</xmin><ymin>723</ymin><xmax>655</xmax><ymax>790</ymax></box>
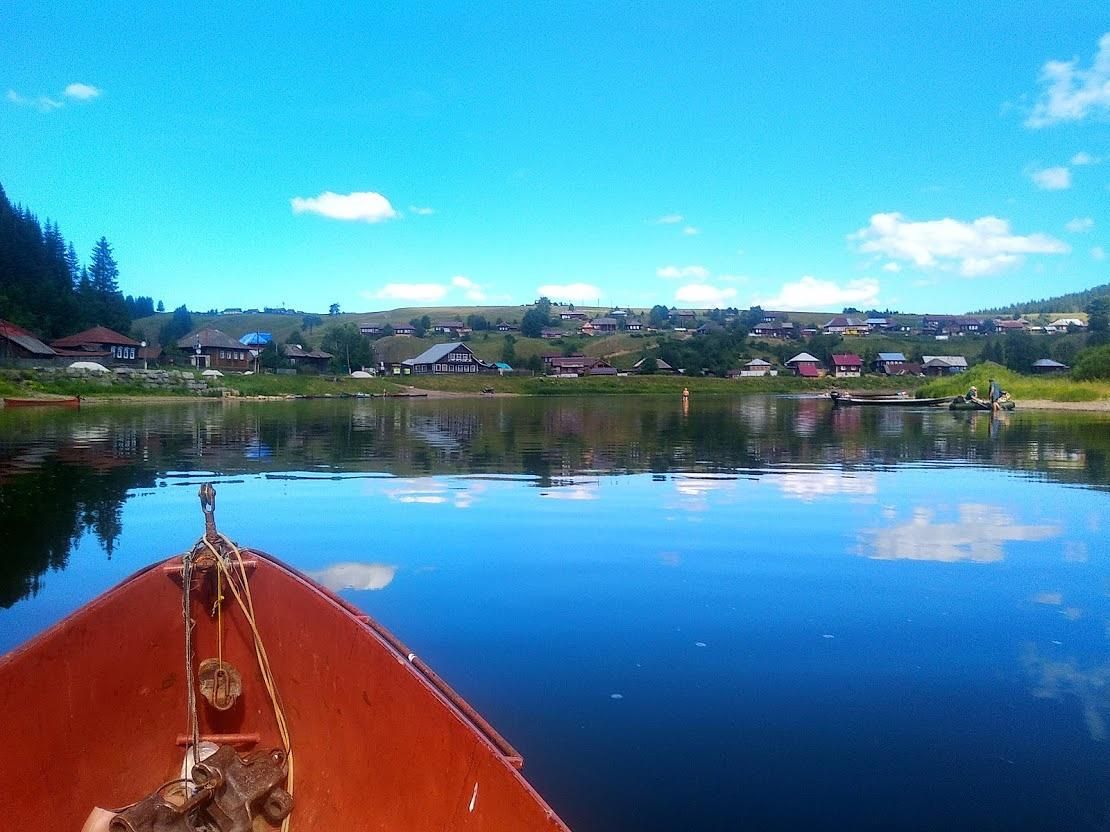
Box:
<box><xmin>1015</xmin><ymin>399</ymin><xmax>1110</xmax><ymax>412</ymax></box>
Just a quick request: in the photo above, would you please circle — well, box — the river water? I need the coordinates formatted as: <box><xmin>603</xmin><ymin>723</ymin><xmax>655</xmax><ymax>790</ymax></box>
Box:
<box><xmin>1</xmin><ymin>396</ymin><xmax>1107</xmax><ymax>830</ymax></box>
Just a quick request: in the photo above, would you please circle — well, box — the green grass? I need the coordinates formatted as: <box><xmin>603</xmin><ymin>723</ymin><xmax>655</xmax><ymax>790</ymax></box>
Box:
<box><xmin>227</xmin><ymin>374</ymin><xmax>403</xmax><ymax>397</ymax></box>
<box><xmin>917</xmin><ymin>363</ymin><xmax>1110</xmax><ymax>402</ymax></box>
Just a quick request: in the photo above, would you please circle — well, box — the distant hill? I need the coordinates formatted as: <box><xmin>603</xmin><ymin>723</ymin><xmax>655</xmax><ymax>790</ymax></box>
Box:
<box><xmin>974</xmin><ymin>282</ymin><xmax>1110</xmax><ymax>317</ymax></box>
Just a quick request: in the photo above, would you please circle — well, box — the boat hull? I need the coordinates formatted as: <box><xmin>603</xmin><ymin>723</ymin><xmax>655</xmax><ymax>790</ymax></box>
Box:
<box><xmin>0</xmin><ymin>550</ymin><xmax>570</xmax><ymax>831</ymax></box>
<box><xmin>3</xmin><ymin>395</ymin><xmax>80</xmax><ymax>408</ymax></box>
<box><xmin>832</xmin><ymin>395</ymin><xmax>951</xmax><ymax>407</ymax></box>
<box><xmin>949</xmin><ymin>399</ymin><xmax>1016</xmax><ymax>411</ymax></box>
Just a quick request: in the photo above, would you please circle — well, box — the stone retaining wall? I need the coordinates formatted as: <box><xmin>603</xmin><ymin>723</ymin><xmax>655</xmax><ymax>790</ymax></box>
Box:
<box><xmin>2</xmin><ymin>366</ymin><xmax>213</xmax><ymax>394</ymax></box>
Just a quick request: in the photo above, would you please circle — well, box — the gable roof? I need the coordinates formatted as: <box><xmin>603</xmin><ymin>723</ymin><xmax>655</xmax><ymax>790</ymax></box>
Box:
<box><xmin>632</xmin><ymin>357</ymin><xmax>674</xmax><ymax>370</ymax></box>
<box><xmin>239</xmin><ymin>331</ymin><xmax>272</xmax><ymax>346</ymax></box>
<box><xmin>51</xmin><ymin>326</ymin><xmax>139</xmax><ymax>348</ymax></box>
<box><xmin>796</xmin><ymin>364</ymin><xmax>820</xmax><ymax>377</ymax></box>
<box><xmin>402</xmin><ymin>342</ymin><xmax>476</xmax><ymax>366</ymax></box>
<box><xmin>786</xmin><ymin>352</ymin><xmax>821</xmax><ymax>364</ymax></box>
<box><xmin>831</xmin><ymin>353</ymin><xmax>863</xmax><ymax>366</ymax></box>
<box><xmin>743</xmin><ymin>358</ymin><xmax>772</xmax><ymax>367</ymax></box>
<box><xmin>1032</xmin><ymin>358</ymin><xmax>1068</xmax><ymax>368</ymax></box>
<box><xmin>877</xmin><ymin>352</ymin><xmax>907</xmax><ymax>362</ymax></box>
<box><xmin>178</xmin><ymin>328</ymin><xmax>243</xmax><ymax>350</ymax></box>
<box><xmin>0</xmin><ymin>319</ymin><xmax>57</xmax><ymax>356</ymax></box>
<box><xmin>823</xmin><ymin>316</ymin><xmax>863</xmax><ymax>327</ymax></box>
<box><xmin>922</xmin><ymin>355</ymin><xmax>969</xmax><ymax>368</ymax></box>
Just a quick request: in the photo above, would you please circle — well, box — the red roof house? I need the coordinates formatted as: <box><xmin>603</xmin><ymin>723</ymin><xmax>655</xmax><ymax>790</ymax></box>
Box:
<box><xmin>831</xmin><ymin>353</ymin><xmax>864</xmax><ymax>378</ymax></box>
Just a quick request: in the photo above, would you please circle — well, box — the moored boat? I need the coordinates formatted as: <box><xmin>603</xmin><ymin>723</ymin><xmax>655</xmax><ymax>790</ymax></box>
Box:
<box><xmin>830</xmin><ymin>391</ymin><xmax>952</xmax><ymax>408</ymax></box>
<box><xmin>949</xmin><ymin>397</ymin><xmax>1016</xmax><ymax>411</ymax></box>
<box><xmin>0</xmin><ymin>486</ymin><xmax>571</xmax><ymax>831</ymax></box>
<box><xmin>3</xmin><ymin>395</ymin><xmax>80</xmax><ymax>408</ymax></box>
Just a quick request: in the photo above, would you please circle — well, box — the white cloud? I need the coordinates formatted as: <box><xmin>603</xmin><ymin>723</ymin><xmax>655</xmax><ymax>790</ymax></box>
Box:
<box><xmin>655</xmin><ymin>213</ymin><xmax>683</xmax><ymax>224</ymax></box>
<box><xmin>851</xmin><ymin>212</ymin><xmax>1069</xmax><ymax>277</ymax></box>
<box><xmin>683</xmin><ymin>226</ymin><xmax>700</xmax><ymax>236</ymax></box>
<box><xmin>674</xmin><ymin>283</ymin><xmax>737</xmax><ymax>306</ymax></box>
<box><xmin>1066</xmin><ymin>217</ymin><xmax>1094</xmax><ymax>233</ymax></box>
<box><xmin>1030</xmin><ymin>166</ymin><xmax>1071</xmax><ymax>190</ymax></box>
<box><xmin>6</xmin><ymin>90</ymin><xmax>24</xmax><ymax>104</ymax></box>
<box><xmin>1025</xmin><ymin>33</ymin><xmax>1110</xmax><ymax>128</ymax></box>
<box><xmin>63</xmin><ymin>82</ymin><xmax>101</xmax><ymax>100</ymax></box>
<box><xmin>537</xmin><ymin>283</ymin><xmax>601</xmax><ymax>303</ymax></box>
<box><xmin>1093</xmin><ymin>246</ymin><xmax>1107</xmax><ymax>262</ymax></box>
<box><xmin>657</xmin><ymin>264</ymin><xmax>709</xmax><ymax>279</ymax></box>
<box><xmin>290</xmin><ymin>190</ymin><xmax>398</xmax><ymax>223</ymax></box>
<box><xmin>754</xmin><ymin>276</ymin><xmax>880</xmax><ymax>310</ymax></box>
<box><xmin>370</xmin><ymin>283</ymin><xmax>448</xmax><ymax>302</ymax></box>
<box><xmin>1070</xmin><ymin>151</ymin><xmax>1099</xmax><ymax>166</ymax></box>
<box><xmin>882</xmin><ymin>261</ymin><xmax>902</xmax><ymax>273</ymax></box>
<box><xmin>451</xmin><ymin>275</ymin><xmax>486</xmax><ymax>301</ymax></box>
<box><xmin>410</xmin><ymin>205</ymin><xmax>435</xmax><ymax>215</ymax></box>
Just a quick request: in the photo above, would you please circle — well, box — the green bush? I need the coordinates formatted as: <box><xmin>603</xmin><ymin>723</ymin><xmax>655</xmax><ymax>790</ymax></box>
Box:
<box><xmin>1071</xmin><ymin>345</ymin><xmax>1110</xmax><ymax>381</ymax></box>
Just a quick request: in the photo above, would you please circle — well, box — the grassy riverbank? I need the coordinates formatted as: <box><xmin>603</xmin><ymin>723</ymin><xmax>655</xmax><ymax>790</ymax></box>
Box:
<box><xmin>917</xmin><ymin>363</ymin><xmax>1110</xmax><ymax>403</ymax></box>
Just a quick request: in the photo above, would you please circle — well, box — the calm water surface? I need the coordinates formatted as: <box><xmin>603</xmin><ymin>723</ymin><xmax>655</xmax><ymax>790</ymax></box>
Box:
<box><xmin>1</xmin><ymin>396</ymin><xmax>1108</xmax><ymax>831</ymax></box>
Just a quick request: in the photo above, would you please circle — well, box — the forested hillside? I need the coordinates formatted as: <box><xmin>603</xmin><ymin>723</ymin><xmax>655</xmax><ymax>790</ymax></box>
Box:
<box><xmin>0</xmin><ymin>182</ymin><xmax>153</xmax><ymax>338</ymax></box>
<box><xmin>975</xmin><ymin>282</ymin><xmax>1110</xmax><ymax>316</ymax></box>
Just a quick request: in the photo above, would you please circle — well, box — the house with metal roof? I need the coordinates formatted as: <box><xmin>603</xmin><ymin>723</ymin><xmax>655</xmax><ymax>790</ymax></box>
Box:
<box><xmin>732</xmin><ymin>358</ymin><xmax>776</xmax><ymax>377</ymax></box>
<box><xmin>0</xmin><ymin>319</ymin><xmax>57</xmax><ymax>363</ymax></box>
<box><xmin>51</xmin><ymin>326</ymin><xmax>142</xmax><ymax>363</ymax></box>
<box><xmin>401</xmin><ymin>342</ymin><xmax>489</xmax><ymax>374</ymax></box>
<box><xmin>831</xmin><ymin>353</ymin><xmax>864</xmax><ymax>378</ymax></box>
<box><xmin>1032</xmin><ymin>358</ymin><xmax>1069</xmax><ymax>373</ymax></box>
<box><xmin>786</xmin><ymin>352</ymin><xmax>823</xmax><ymax>377</ymax></box>
<box><xmin>921</xmin><ymin>355</ymin><xmax>969</xmax><ymax>375</ymax></box>
<box><xmin>178</xmin><ymin>328</ymin><xmax>251</xmax><ymax>370</ymax></box>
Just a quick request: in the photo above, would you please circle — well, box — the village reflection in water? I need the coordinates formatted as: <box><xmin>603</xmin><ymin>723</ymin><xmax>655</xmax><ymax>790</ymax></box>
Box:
<box><xmin>1</xmin><ymin>395</ymin><xmax>1108</xmax><ymax>830</ymax></box>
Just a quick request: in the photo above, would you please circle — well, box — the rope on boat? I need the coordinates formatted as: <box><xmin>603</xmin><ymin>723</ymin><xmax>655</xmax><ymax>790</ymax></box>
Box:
<box><xmin>182</xmin><ymin>554</ymin><xmax>202</xmax><ymax>759</ymax></box>
<box><xmin>199</xmin><ymin>531</ymin><xmax>295</xmax><ymax>832</ymax></box>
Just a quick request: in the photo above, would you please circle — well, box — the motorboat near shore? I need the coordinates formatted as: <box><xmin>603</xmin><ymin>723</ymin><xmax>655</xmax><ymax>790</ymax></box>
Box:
<box><xmin>2</xmin><ymin>395</ymin><xmax>80</xmax><ymax>408</ymax></box>
<box><xmin>0</xmin><ymin>485</ymin><xmax>571</xmax><ymax>832</ymax></box>
<box><xmin>829</xmin><ymin>391</ymin><xmax>953</xmax><ymax>408</ymax></box>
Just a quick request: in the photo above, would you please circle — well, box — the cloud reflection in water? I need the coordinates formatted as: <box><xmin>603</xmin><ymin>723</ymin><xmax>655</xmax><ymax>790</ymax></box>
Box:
<box><xmin>308</xmin><ymin>562</ymin><xmax>397</xmax><ymax>592</ymax></box>
<box><xmin>860</xmin><ymin>504</ymin><xmax>1060</xmax><ymax>563</ymax></box>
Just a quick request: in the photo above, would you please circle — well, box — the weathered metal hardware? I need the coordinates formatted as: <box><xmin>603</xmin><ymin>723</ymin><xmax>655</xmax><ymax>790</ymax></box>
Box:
<box><xmin>110</xmin><ymin>745</ymin><xmax>291</xmax><ymax>832</ymax></box>
<box><xmin>197</xmin><ymin>658</ymin><xmax>242</xmax><ymax>711</ymax></box>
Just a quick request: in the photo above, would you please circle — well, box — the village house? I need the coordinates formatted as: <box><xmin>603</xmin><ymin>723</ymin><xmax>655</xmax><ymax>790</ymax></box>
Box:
<box><xmin>391</xmin><ymin>324</ymin><xmax>416</xmax><ymax>336</ymax></box>
<box><xmin>432</xmin><ymin>321</ymin><xmax>470</xmax><ymax>337</ymax></box>
<box><xmin>786</xmin><ymin>352</ymin><xmax>823</xmax><ymax>377</ymax></box>
<box><xmin>670</xmin><ymin>310</ymin><xmax>697</xmax><ymax>326</ymax></box>
<box><xmin>831</xmin><ymin>353</ymin><xmax>864</xmax><ymax>378</ymax></box>
<box><xmin>358</xmin><ymin>322</ymin><xmax>382</xmax><ymax>336</ymax></box>
<box><xmin>0</xmin><ymin>319</ymin><xmax>57</xmax><ymax>363</ymax></box>
<box><xmin>559</xmin><ymin>311</ymin><xmax>587</xmax><ymax>321</ymax></box>
<box><xmin>177</xmin><ymin>328</ymin><xmax>251</xmax><ymax>370</ymax></box>
<box><xmin>590</xmin><ymin>317</ymin><xmax>619</xmax><ymax>333</ymax></box>
<box><xmin>496</xmin><ymin>322</ymin><xmax>518</xmax><ymax>333</ymax></box>
<box><xmin>993</xmin><ymin>319</ymin><xmax>1029</xmax><ymax>332</ymax></box>
<box><xmin>801</xmin><ymin>325</ymin><xmax>818</xmax><ymax>337</ymax></box>
<box><xmin>750</xmin><ymin>320</ymin><xmax>795</xmax><ymax>339</ymax></box>
<box><xmin>921</xmin><ymin>355</ymin><xmax>969</xmax><ymax>375</ymax></box>
<box><xmin>51</xmin><ymin>326</ymin><xmax>143</xmax><ymax>363</ymax></box>
<box><xmin>921</xmin><ymin>315</ymin><xmax>985</xmax><ymax>336</ymax></box>
<box><xmin>546</xmin><ymin>355</ymin><xmax>616</xmax><ymax>377</ymax></box>
<box><xmin>401</xmin><ymin>342</ymin><xmax>489</xmax><ymax>374</ymax></box>
<box><xmin>872</xmin><ymin>352</ymin><xmax>907</xmax><ymax>374</ymax></box>
<box><xmin>540</xmin><ymin>327</ymin><xmax>563</xmax><ymax>339</ymax></box>
<box><xmin>624</xmin><ymin>318</ymin><xmax>643</xmax><ymax>332</ymax></box>
<box><xmin>631</xmin><ymin>357</ymin><xmax>676</xmax><ymax>374</ymax></box>
<box><xmin>283</xmin><ymin>344</ymin><xmax>334</xmax><ymax>371</ymax></box>
<box><xmin>1046</xmin><ymin>318</ymin><xmax>1086</xmax><ymax>333</ymax></box>
<box><xmin>1032</xmin><ymin>358</ymin><xmax>1069</xmax><ymax>374</ymax></box>
<box><xmin>821</xmin><ymin>316</ymin><xmax>868</xmax><ymax>336</ymax></box>
<box><xmin>733</xmin><ymin>358</ymin><xmax>775</xmax><ymax>377</ymax></box>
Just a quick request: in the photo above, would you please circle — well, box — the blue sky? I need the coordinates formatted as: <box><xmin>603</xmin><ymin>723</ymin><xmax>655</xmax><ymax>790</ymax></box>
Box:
<box><xmin>2</xmin><ymin>3</ymin><xmax>1107</xmax><ymax>314</ymax></box>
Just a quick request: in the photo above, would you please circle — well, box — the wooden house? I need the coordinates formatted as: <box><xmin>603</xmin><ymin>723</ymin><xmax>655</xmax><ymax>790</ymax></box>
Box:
<box><xmin>786</xmin><ymin>352</ymin><xmax>823</xmax><ymax>378</ymax></box>
<box><xmin>51</xmin><ymin>326</ymin><xmax>142</xmax><ymax>363</ymax></box>
<box><xmin>831</xmin><ymin>353</ymin><xmax>864</xmax><ymax>378</ymax></box>
<box><xmin>0</xmin><ymin>319</ymin><xmax>58</xmax><ymax>363</ymax></box>
<box><xmin>177</xmin><ymin>328</ymin><xmax>251</xmax><ymax>370</ymax></box>
<box><xmin>401</xmin><ymin>342</ymin><xmax>490</xmax><ymax>375</ymax></box>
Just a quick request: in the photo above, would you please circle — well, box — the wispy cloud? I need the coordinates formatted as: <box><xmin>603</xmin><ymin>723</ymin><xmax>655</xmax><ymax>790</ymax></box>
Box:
<box><xmin>451</xmin><ymin>275</ymin><xmax>486</xmax><ymax>301</ymax></box>
<box><xmin>409</xmin><ymin>205</ymin><xmax>435</xmax><ymax>215</ymax></box>
<box><xmin>291</xmin><ymin>190</ymin><xmax>398</xmax><ymax>223</ymax></box>
<box><xmin>657</xmin><ymin>264</ymin><xmax>709</xmax><ymax>279</ymax></box>
<box><xmin>1065</xmin><ymin>217</ymin><xmax>1094</xmax><ymax>233</ymax></box>
<box><xmin>369</xmin><ymin>283</ymin><xmax>448</xmax><ymax>302</ymax></box>
<box><xmin>655</xmin><ymin>213</ymin><xmax>684</xmax><ymax>224</ymax></box>
<box><xmin>7</xmin><ymin>82</ymin><xmax>101</xmax><ymax>112</ymax></box>
<box><xmin>1093</xmin><ymin>246</ymin><xmax>1107</xmax><ymax>262</ymax></box>
<box><xmin>63</xmin><ymin>82</ymin><xmax>101</xmax><ymax>100</ymax></box>
<box><xmin>1030</xmin><ymin>166</ymin><xmax>1071</xmax><ymax>190</ymax></box>
<box><xmin>754</xmin><ymin>276</ymin><xmax>879</xmax><ymax>311</ymax></box>
<box><xmin>307</xmin><ymin>562</ymin><xmax>397</xmax><ymax>591</ymax></box>
<box><xmin>851</xmin><ymin>212</ymin><xmax>1069</xmax><ymax>277</ymax></box>
<box><xmin>1025</xmin><ymin>32</ymin><xmax>1110</xmax><ymax>128</ymax></box>
<box><xmin>537</xmin><ymin>283</ymin><xmax>601</xmax><ymax>303</ymax></box>
<box><xmin>1070</xmin><ymin>151</ymin><xmax>1099</xmax><ymax>166</ymax></box>
<box><xmin>682</xmin><ymin>226</ymin><xmax>700</xmax><ymax>236</ymax></box>
<box><xmin>674</xmin><ymin>283</ymin><xmax>737</xmax><ymax>306</ymax></box>
<box><xmin>882</xmin><ymin>261</ymin><xmax>902</xmax><ymax>273</ymax></box>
